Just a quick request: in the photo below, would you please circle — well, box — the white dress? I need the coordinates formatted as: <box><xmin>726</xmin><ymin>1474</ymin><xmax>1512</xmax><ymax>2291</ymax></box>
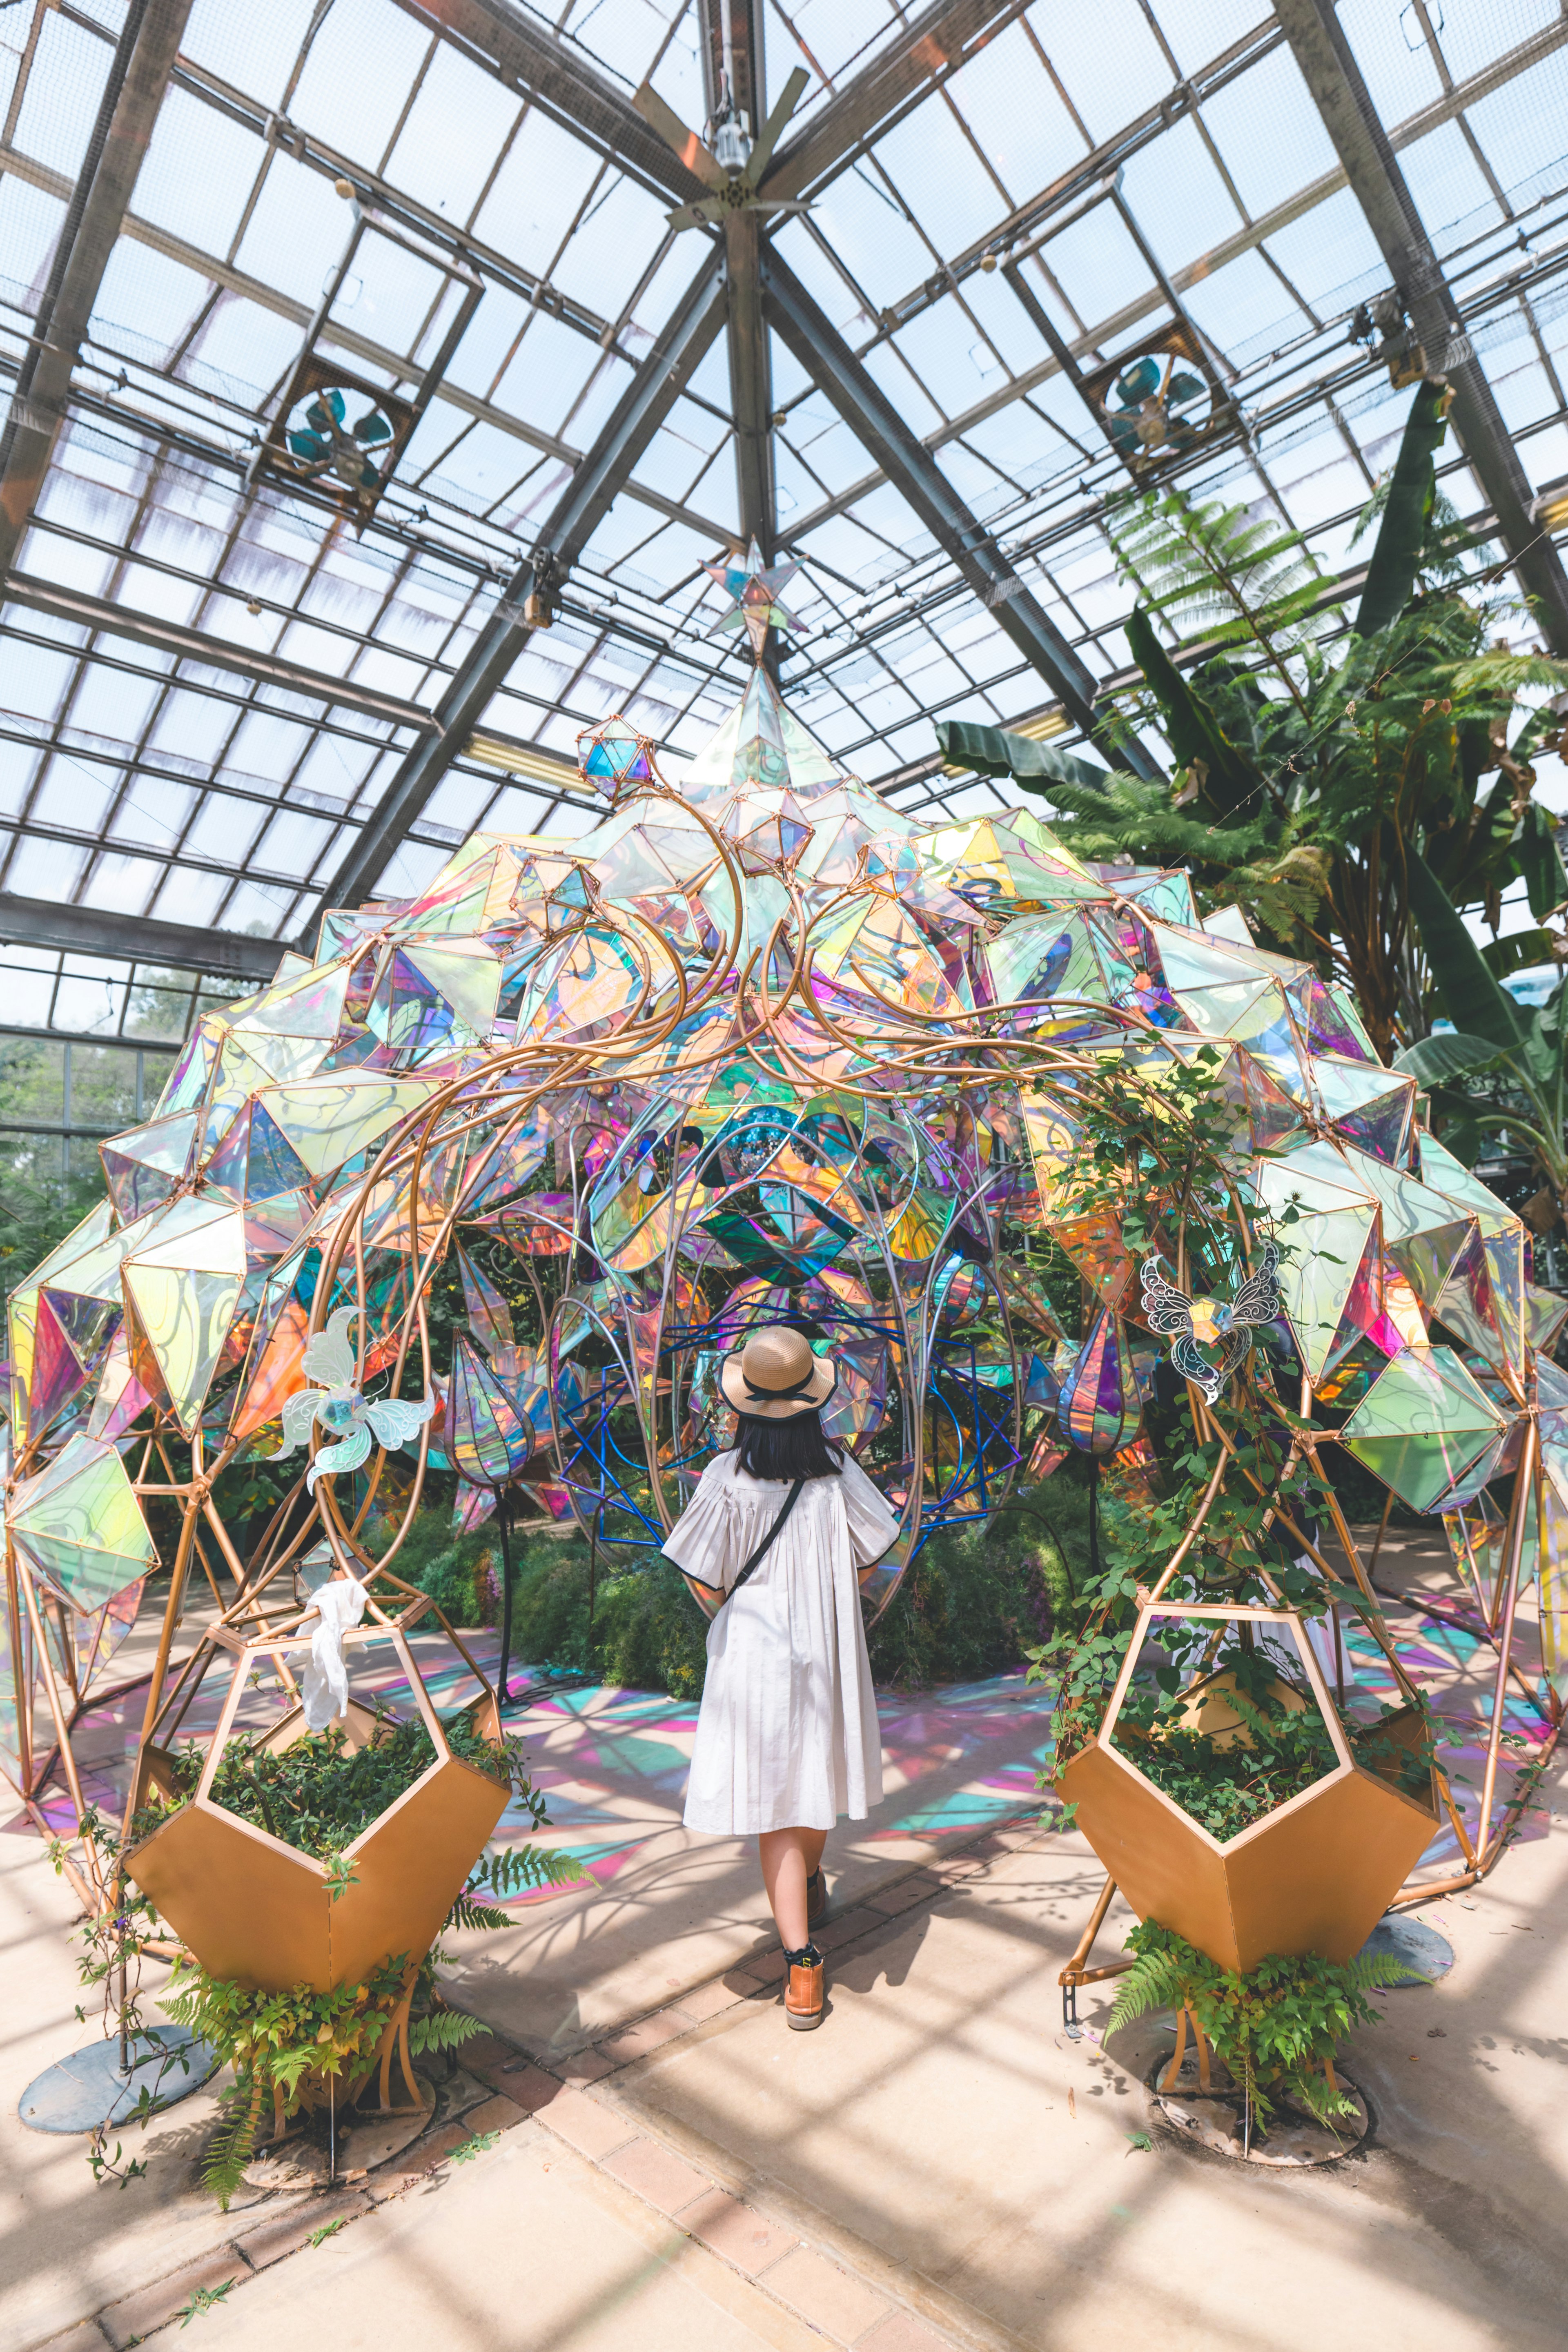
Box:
<box><xmin>664</xmin><ymin>1450</ymin><xmax>900</xmax><ymax>1835</ymax></box>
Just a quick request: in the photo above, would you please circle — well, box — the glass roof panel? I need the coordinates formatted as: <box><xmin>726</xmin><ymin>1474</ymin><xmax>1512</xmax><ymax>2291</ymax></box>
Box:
<box><xmin>0</xmin><ymin>0</ymin><xmax>1566</xmax><ymax>1064</ymax></box>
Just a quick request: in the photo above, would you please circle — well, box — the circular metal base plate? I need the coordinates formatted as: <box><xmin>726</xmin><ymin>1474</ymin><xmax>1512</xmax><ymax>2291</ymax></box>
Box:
<box><xmin>1151</xmin><ymin>2053</ymin><xmax>1370</xmax><ymax>2166</ymax></box>
<box><xmin>244</xmin><ymin>2090</ymin><xmax>435</xmax><ymax>2191</ymax></box>
<box><xmin>19</xmin><ymin>2027</ymin><xmax>219</xmax><ymax>2134</ymax></box>
<box><xmin>1357</xmin><ymin>1915</ymin><xmax>1454</xmax><ymax>1987</ymax></box>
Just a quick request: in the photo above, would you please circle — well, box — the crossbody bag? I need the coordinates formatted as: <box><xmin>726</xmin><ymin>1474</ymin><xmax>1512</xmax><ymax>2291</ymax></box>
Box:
<box><xmin>714</xmin><ymin>1477</ymin><xmax>805</xmax><ymax>1610</ymax></box>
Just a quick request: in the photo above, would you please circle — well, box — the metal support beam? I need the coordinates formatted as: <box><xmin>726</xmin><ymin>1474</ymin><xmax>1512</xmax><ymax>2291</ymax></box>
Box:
<box><xmin>1</xmin><ymin>575</ymin><xmax>436</xmax><ymax>734</ymax></box>
<box><xmin>1273</xmin><ymin>0</ymin><xmax>1568</xmax><ymax>652</ymax></box>
<box><xmin>403</xmin><ymin>0</ymin><xmax>709</xmax><ymax>206</ymax></box>
<box><xmin>698</xmin><ymin>0</ymin><xmax>775</xmax><ymax>557</ymax></box>
<box><xmin>314</xmin><ymin>250</ymin><xmax>729</xmax><ymax>920</ymax></box>
<box><xmin>758</xmin><ymin>0</ymin><xmax>1023</xmax><ymax>204</ymax></box>
<box><xmin>0</xmin><ymin>893</ymin><xmax>283</xmax><ymax>985</ymax></box>
<box><xmin>759</xmin><ymin>247</ymin><xmax>1159</xmax><ymax>777</ymax></box>
<box><xmin>725</xmin><ymin>211</ymin><xmax>775</xmax><ymax>556</ymax></box>
<box><xmin>0</xmin><ymin>0</ymin><xmax>193</xmax><ymax>574</ymax></box>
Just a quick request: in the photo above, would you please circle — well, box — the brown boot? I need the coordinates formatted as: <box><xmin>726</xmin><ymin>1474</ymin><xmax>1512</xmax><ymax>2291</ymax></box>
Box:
<box><xmin>784</xmin><ymin>1943</ymin><xmax>825</xmax><ymax>2031</ymax></box>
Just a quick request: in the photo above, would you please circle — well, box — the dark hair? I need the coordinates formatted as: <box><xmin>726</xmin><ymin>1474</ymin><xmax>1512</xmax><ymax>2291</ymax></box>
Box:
<box><xmin>732</xmin><ymin>1410</ymin><xmax>843</xmax><ymax>1481</ymax></box>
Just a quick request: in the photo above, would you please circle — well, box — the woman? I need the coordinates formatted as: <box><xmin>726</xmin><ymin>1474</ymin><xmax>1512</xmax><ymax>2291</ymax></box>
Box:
<box><xmin>664</xmin><ymin>1325</ymin><xmax>899</xmax><ymax>2030</ymax></box>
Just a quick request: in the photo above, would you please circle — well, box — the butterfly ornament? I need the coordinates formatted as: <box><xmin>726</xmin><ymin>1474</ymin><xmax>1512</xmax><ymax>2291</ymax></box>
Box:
<box><xmin>1140</xmin><ymin>1243</ymin><xmax>1282</xmax><ymax>1405</ymax></box>
<box><xmin>276</xmin><ymin>1305</ymin><xmax>435</xmax><ymax>1492</ymax></box>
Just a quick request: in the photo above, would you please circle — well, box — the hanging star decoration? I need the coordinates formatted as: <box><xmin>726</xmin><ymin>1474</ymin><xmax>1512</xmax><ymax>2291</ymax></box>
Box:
<box><xmin>703</xmin><ymin>537</ymin><xmax>800</xmax><ymax>660</ymax></box>
<box><xmin>1140</xmin><ymin>1242</ymin><xmax>1283</xmax><ymax>1405</ymax></box>
<box><xmin>275</xmin><ymin>1305</ymin><xmax>435</xmax><ymax>1491</ymax></box>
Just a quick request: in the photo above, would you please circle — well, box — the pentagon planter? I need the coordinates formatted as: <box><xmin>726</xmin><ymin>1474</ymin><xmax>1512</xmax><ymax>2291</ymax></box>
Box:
<box><xmin>125</xmin><ymin>1583</ymin><xmax>509</xmax><ymax>1996</ymax></box>
<box><xmin>1058</xmin><ymin>1601</ymin><xmax>1437</xmax><ymax>1975</ymax></box>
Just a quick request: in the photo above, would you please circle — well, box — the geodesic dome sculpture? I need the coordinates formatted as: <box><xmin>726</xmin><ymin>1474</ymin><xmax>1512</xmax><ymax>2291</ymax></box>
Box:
<box><xmin>1</xmin><ymin>552</ymin><xmax>1563</xmax><ymax>1929</ymax></box>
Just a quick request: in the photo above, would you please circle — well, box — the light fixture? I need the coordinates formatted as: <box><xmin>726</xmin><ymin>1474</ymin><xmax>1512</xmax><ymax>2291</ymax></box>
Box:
<box><xmin>1531</xmin><ymin>481</ymin><xmax>1568</xmax><ymax>532</ymax></box>
<box><xmin>1015</xmin><ymin>706</ymin><xmax>1070</xmax><ymax>742</ymax></box>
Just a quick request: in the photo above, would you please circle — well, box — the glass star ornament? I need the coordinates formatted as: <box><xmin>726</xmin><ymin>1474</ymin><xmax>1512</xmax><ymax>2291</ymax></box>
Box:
<box><xmin>274</xmin><ymin>1305</ymin><xmax>434</xmax><ymax>1492</ymax></box>
<box><xmin>703</xmin><ymin>537</ymin><xmax>800</xmax><ymax>659</ymax></box>
<box><xmin>577</xmin><ymin>713</ymin><xmax>655</xmax><ymax>799</ymax></box>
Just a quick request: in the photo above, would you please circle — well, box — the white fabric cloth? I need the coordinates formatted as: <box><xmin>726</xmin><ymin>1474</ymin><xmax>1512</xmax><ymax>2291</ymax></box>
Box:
<box><xmin>664</xmin><ymin>1452</ymin><xmax>899</xmax><ymax>1835</ymax></box>
<box><xmin>301</xmin><ymin>1576</ymin><xmax>368</xmax><ymax>1731</ymax></box>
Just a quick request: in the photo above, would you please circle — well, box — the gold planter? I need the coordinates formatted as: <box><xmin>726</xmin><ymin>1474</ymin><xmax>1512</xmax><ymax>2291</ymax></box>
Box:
<box><xmin>1058</xmin><ymin>1602</ymin><xmax>1437</xmax><ymax>1975</ymax></box>
<box><xmin>125</xmin><ymin>1579</ymin><xmax>509</xmax><ymax>1995</ymax></box>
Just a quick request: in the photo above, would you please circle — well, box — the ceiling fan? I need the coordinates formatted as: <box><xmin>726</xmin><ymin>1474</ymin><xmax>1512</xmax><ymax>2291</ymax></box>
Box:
<box><xmin>633</xmin><ymin>65</ymin><xmax>813</xmax><ymax>231</ymax></box>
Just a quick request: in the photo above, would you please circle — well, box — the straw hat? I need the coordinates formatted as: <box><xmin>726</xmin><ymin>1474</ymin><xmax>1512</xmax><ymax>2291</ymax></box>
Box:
<box><xmin>720</xmin><ymin>1325</ymin><xmax>837</xmax><ymax>1420</ymax></box>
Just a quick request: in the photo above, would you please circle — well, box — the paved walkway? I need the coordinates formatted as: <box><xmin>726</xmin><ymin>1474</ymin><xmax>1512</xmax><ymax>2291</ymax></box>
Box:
<box><xmin>10</xmin><ymin>1802</ymin><xmax>1568</xmax><ymax>2352</ymax></box>
<box><xmin>4</xmin><ymin>1527</ymin><xmax>1565</xmax><ymax>2350</ymax></box>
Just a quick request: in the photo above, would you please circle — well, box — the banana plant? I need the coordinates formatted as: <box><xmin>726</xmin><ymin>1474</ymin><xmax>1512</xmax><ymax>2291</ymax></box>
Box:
<box><xmin>938</xmin><ymin>380</ymin><xmax>1568</xmax><ymax>1060</ymax></box>
<box><xmin>1397</xmin><ymin>844</ymin><xmax>1568</xmax><ymax>1197</ymax></box>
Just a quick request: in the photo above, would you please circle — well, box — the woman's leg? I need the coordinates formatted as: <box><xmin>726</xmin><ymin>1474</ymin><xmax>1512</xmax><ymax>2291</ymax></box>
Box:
<box><xmin>759</xmin><ymin>1826</ymin><xmax>829</xmax><ymax>1949</ymax></box>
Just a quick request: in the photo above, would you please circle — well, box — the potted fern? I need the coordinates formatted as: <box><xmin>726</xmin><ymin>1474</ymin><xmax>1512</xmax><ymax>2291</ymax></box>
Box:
<box><xmin>114</xmin><ymin>1697</ymin><xmax>581</xmax><ymax>2203</ymax></box>
<box><xmin>1108</xmin><ymin>1919</ymin><xmax>1412</xmax><ymax>2151</ymax></box>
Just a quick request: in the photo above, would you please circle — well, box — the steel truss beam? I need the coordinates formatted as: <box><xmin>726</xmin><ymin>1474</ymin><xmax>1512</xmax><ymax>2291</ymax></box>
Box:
<box><xmin>1274</xmin><ymin>0</ymin><xmax>1568</xmax><ymax>652</ymax></box>
<box><xmin>400</xmin><ymin>0</ymin><xmax>709</xmax><ymax>205</ymax></box>
<box><xmin>0</xmin><ymin>575</ymin><xmax>435</xmax><ymax>734</ymax></box>
<box><xmin>757</xmin><ymin>0</ymin><xmax>1025</xmax><ymax>204</ymax></box>
<box><xmin>759</xmin><ymin>247</ymin><xmax>1158</xmax><ymax>777</ymax></box>
<box><xmin>0</xmin><ymin>0</ymin><xmax>193</xmax><ymax>575</ymax></box>
<box><xmin>698</xmin><ymin>0</ymin><xmax>775</xmax><ymax>558</ymax></box>
<box><xmin>0</xmin><ymin>892</ymin><xmax>281</xmax><ymax>984</ymax></box>
<box><xmin>314</xmin><ymin>250</ymin><xmax>729</xmax><ymax>919</ymax></box>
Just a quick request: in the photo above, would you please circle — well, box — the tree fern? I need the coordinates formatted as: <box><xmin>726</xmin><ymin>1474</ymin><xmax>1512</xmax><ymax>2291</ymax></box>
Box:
<box><xmin>200</xmin><ymin>2074</ymin><xmax>267</xmax><ymax>2211</ymax></box>
<box><xmin>1110</xmin><ymin>489</ymin><xmax>1332</xmax><ymax>702</ymax></box>
<box><xmin>1107</xmin><ymin>1943</ymin><xmax>1185</xmax><ymax>2032</ymax></box>
<box><xmin>471</xmin><ymin>1844</ymin><xmax>588</xmax><ymax>1898</ymax></box>
<box><xmin>446</xmin><ymin>1895</ymin><xmax>516</xmax><ymax>1933</ymax></box>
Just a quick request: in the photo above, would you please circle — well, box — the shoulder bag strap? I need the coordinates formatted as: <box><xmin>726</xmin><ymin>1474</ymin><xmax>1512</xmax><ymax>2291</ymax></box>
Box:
<box><xmin>715</xmin><ymin>1477</ymin><xmax>806</xmax><ymax>1609</ymax></box>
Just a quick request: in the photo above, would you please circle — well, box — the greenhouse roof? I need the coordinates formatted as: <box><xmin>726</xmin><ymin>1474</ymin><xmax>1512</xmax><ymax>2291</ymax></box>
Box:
<box><xmin>3</xmin><ymin>0</ymin><xmax>1568</xmax><ymax>1038</ymax></box>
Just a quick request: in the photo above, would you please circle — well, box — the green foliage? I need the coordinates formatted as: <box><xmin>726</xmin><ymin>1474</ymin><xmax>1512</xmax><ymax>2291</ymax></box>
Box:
<box><xmin>136</xmin><ymin>1711</ymin><xmax>513</xmax><ymax>1864</ymax></box>
<box><xmin>176</xmin><ymin>2283</ymin><xmax>234</xmax><ymax>2325</ymax></box>
<box><xmin>163</xmin><ymin>1957</ymin><xmax>410</xmax><ymax>2208</ymax></box>
<box><xmin>936</xmin><ymin>719</ymin><xmax>1113</xmax><ymax>796</ymax></box>
<box><xmin>1353</xmin><ymin>381</ymin><xmax>1458</xmax><ymax>632</ymax></box>
<box><xmin>1110</xmin><ymin>1642</ymin><xmax>1435</xmax><ymax>1838</ymax></box>
<box><xmin>407</xmin><ymin>2007</ymin><xmax>491</xmax><ymax>2054</ymax></box>
<box><xmin>96</xmin><ymin>1708</ymin><xmax>580</xmax><ymax>2207</ymax></box>
<box><xmin>309</xmin><ymin>2217</ymin><xmax>346</xmax><ymax>2248</ymax></box>
<box><xmin>451</xmin><ymin>2129</ymin><xmax>501</xmax><ymax>2163</ymax></box>
<box><xmin>866</xmin><ymin>1486</ymin><xmax>1091</xmax><ymax>1690</ymax></box>
<box><xmin>1398</xmin><ymin>842</ymin><xmax>1568</xmax><ymax>1194</ymax></box>
<box><xmin>397</xmin><ymin>1481</ymin><xmax>1095</xmax><ymax>1701</ymax></box>
<box><xmin>0</xmin><ymin>1165</ymin><xmax>108</xmax><ymax>1303</ymax></box>
<box><xmin>1108</xmin><ymin>1920</ymin><xmax>1414</xmax><ymax>2129</ymax></box>
<box><xmin>947</xmin><ymin>386</ymin><xmax>1568</xmax><ymax>1071</ymax></box>
<box><xmin>1113</xmin><ymin>488</ymin><xmax>1329</xmax><ymax>686</ymax></box>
